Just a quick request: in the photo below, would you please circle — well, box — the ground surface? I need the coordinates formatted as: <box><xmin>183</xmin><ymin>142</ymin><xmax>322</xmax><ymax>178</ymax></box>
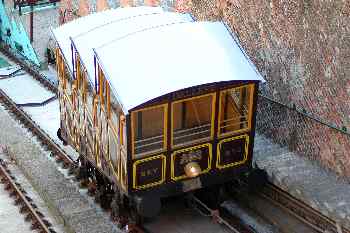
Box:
<box><xmin>0</xmin><ymin>150</ymin><xmax>65</xmax><ymax>233</ymax></box>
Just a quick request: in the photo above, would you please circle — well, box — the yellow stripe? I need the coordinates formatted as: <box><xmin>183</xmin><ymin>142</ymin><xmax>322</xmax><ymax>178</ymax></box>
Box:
<box><xmin>216</xmin><ymin>134</ymin><xmax>249</xmax><ymax>169</ymax></box>
<box><xmin>171</xmin><ymin>143</ymin><xmax>212</xmax><ymax>181</ymax></box>
<box><xmin>132</xmin><ymin>154</ymin><xmax>166</xmax><ymax>190</ymax></box>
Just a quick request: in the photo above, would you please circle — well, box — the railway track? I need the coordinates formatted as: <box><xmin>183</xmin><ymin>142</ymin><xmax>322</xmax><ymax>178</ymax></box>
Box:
<box><xmin>0</xmin><ymin>47</ymin><xmax>348</xmax><ymax>233</ymax></box>
<box><xmin>260</xmin><ymin>182</ymin><xmax>349</xmax><ymax>233</ymax></box>
<box><xmin>139</xmin><ymin>194</ymin><xmax>253</xmax><ymax>233</ymax></box>
<box><xmin>189</xmin><ymin>195</ymin><xmax>256</xmax><ymax>233</ymax></box>
<box><xmin>0</xmin><ymin>158</ymin><xmax>56</xmax><ymax>233</ymax></box>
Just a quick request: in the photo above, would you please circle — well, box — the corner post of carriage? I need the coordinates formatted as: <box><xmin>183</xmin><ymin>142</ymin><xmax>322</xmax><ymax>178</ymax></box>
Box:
<box><xmin>52</xmin><ymin>6</ymin><xmax>266</xmax><ymax>223</ymax></box>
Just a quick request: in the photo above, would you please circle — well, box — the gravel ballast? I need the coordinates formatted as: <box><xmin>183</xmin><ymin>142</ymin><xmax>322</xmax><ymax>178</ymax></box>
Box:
<box><xmin>0</xmin><ymin>104</ymin><xmax>121</xmax><ymax>233</ymax></box>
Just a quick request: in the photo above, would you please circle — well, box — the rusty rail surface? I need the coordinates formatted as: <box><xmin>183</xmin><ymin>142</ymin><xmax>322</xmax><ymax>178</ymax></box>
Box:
<box><xmin>0</xmin><ymin>158</ymin><xmax>56</xmax><ymax>233</ymax></box>
<box><xmin>260</xmin><ymin>182</ymin><xmax>350</xmax><ymax>233</ymax></box>
<box><xmin>189</xmin><ymin>194</ymin><xmax>255</xmax><ymax>233</ymax></box>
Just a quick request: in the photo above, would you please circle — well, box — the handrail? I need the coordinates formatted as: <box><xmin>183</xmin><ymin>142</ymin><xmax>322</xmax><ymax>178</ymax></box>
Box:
<box><xmin>220</xmin><ymin>121</ymin><xmax>248</xmax><ymax>129</ymax></box>
<box><xmin>174</xmin><ymin>123</ymin><xmax>211</xmax><ymax>135</ymax></box>
<box><xmin>135</xmin><ymin>140</ymin><xmax>163</xmax><ymax>149</ymax></box>
<box><xmin>135</xmin><ymin>134</ymin><xmax>163</xmax><ymax>144</ymax></box>
<box><xmin>258</xmin><ymin>93</ymin><xmax>350</xmax><ymax>136</ymax></box>
<box><xmin>173</xmin><ymin>128</ymin><xmax>211</xmax><ymax>140</ymax></box>
<box><xmin>221</xmin><ymin>115</ymin><xmax>247</xmax><ymax>123</ymax></box>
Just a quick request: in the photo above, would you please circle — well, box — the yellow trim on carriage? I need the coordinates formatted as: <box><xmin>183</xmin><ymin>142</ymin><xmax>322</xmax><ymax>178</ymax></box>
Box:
<box><xmin>132</xmin><ymin>154</ymin><xmax>166</xmax><ymax>190</ymax></box>
<box><xmin>216</xmin><ymin>134</ymin><xmax>249</xmax><ymax>169</ymax></box>
<box><xmin>171</xmin><ymin>143</ymin><xmax>212</xmax><ymax>181</ymax></box>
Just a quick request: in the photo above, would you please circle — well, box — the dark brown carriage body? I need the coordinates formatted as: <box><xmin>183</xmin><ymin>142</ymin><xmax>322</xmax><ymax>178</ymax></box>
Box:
<box><xmin>127</xmin><ymin>81</ymin><xmax>259</xmax><ymax>198</ymax></box>
<box><xmin>56</xmin><ymin>49</ymin><xmax>259</xmax><ymax>216</ymax></box>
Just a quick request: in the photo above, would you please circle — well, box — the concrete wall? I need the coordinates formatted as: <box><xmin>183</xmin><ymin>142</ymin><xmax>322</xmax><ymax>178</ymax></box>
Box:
<box><xmin>189</xmin><ymin>0</ymin><xmax>350</xmax><ymax>177</ymax></box>
<box><xmin>21</xmin><ymin>7</ymin><xmax>59</xmax><ymax>66</ymax></box>
<box><xmin>0</xmin><ymin>1</ymin><xmax>59</xmax><ymax>66</ymax></box>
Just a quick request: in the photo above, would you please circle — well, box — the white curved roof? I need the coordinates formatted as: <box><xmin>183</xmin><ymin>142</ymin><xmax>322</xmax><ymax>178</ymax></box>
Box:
<box><xmin>95</xmin><ymin>21</ymin><xmax>265</xmax><ymax>112</ymax></box>
<box><xmin>52</xmin><ymin>7</ymin><xmax>265</xmax><ymax>114</ymax></box>
<box><xmin>52</xmin><ymin>6</ymin><xmax>164</xmax><ymax>73</ymax></box>
<box><xmin>71</xmin><ymin>12</ymin><xmax>193</xmax><ymax>84</ymax></box>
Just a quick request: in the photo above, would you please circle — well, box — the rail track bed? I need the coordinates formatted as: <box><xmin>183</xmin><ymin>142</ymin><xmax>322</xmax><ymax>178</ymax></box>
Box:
<box><xmin>0</xmin><ymin>150</ymin><xmax>64</xmax><ymax>233</ymax></box>
<box><xmin>260</xmin><ymin>182</ymin><xmax>350</xmax><ymax>233</ymax></box>
<box><xmin>142</xmin><ymin>195</ymin><xmax>256</xmax><ymax>233</ymax></box>
<box><xmin>226</xmin><ymin>179</ymin><xmax>350</xmax><ymax>233</ymax></box>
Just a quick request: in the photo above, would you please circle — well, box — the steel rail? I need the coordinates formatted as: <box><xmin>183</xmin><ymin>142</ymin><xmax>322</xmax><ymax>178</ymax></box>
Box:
<box><xmin>0</xmin><ymin>159</ymin><xmax>54</xmax><ymax>233</ymax></box>
<box><xmin>260</xmin><ymin>182</ymin><xmax>350</xmax><ymax>233</ymax></box>
<box><xmin>258</xmin><ymin>94</ymin><xmax>350</xmax><ymax>136</ymax></box>
<box><xmin>191</xmin><ymin>195</ymin><xmax>241</xmax><ymax>233</ymax></box>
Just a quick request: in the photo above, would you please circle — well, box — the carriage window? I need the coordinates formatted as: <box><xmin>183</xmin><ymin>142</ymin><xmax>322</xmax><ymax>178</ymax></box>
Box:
<box><xmin>172</xmin><ymin>94</ymin><xmax>215</xmax><ymax>147</ymax></box>
<box><xmin>132</xmin><ymin>105</ymin><xmax>167</xmax><ymax>158</ymax></box>
<box><xmin>56</xmin><ymin>49</ymin><xmax>67</xmax><ymax>89</ymax></box>
<box><xmin>218</xmin><ymin>84</ymin><xmax>254</xmax><ymax>136</ymax></box>
<box><xmin>119</xmin><ymin>114</ymin><xmax>126</xmax><ymax>146</ymax></box>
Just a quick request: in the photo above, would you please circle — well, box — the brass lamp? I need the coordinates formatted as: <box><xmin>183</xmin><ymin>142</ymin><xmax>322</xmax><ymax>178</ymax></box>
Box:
<box><xmin>184</xmin><ymin>162</ymin><xmax>202</xmax><ymax>178</ymax></box>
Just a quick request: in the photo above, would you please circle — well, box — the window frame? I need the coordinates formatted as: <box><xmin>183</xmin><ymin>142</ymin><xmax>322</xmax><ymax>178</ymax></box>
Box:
<box><xmin>96</xmin><ymin>65</ymin><xmax>112</xmax><ymax>119</ymax></box>
<box><xmin>56</xmin><ymin>48</ymin><xmax>67</xmax><ymax>90</ymax></box>
<box><xmin>131</xmin><ymin>104</ymin><xmax>168</xmax><ymax>159</ymax></box>
<box><xmin>171</xmin><ymin>93</ymin><xmax>216</xmax><ymax>149</ymax></box>
<box><xmin>217</xmin><ymin>84</ymin><xmax>255</xmax><ymax>138</ymax></box>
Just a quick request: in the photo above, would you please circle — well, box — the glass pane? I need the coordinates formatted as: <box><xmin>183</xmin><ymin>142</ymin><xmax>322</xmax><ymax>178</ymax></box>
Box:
<box><xmin>109</xmin><ymin>132</ymin><xmax>119</xmax><ymax>174</ymax></box>
<box><xmin>172</xmin><ymin>95</ymin><xmax>213</xmax><ymax>146</ymax></box>
<box><xmin>219</xmin><ymin>85</ymin><xmax>252</xmax><ymax>135</ymax></box>
<box><xmin>132</xmin><ymin>106</ymin><xmax>165</xmax><ymax>158</ymax></box>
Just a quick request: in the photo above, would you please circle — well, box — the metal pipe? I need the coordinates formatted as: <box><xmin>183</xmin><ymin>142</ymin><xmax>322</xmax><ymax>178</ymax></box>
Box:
<box><xmin>30</xmin><ymin>5</ymin><xmax>34</xmax><ymax>42</ymax></box>
<box><xmin>258</xmin><ymin>93</ymin><xmax>350</xmax><ymax>136</ymax></box>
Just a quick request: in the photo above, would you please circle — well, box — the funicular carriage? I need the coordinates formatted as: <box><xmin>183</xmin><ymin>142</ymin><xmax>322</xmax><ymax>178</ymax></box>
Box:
<box><xmin>53</xmin><ymin>6</ymin><xmax>265</xmax><ymax>220</ymax></box>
